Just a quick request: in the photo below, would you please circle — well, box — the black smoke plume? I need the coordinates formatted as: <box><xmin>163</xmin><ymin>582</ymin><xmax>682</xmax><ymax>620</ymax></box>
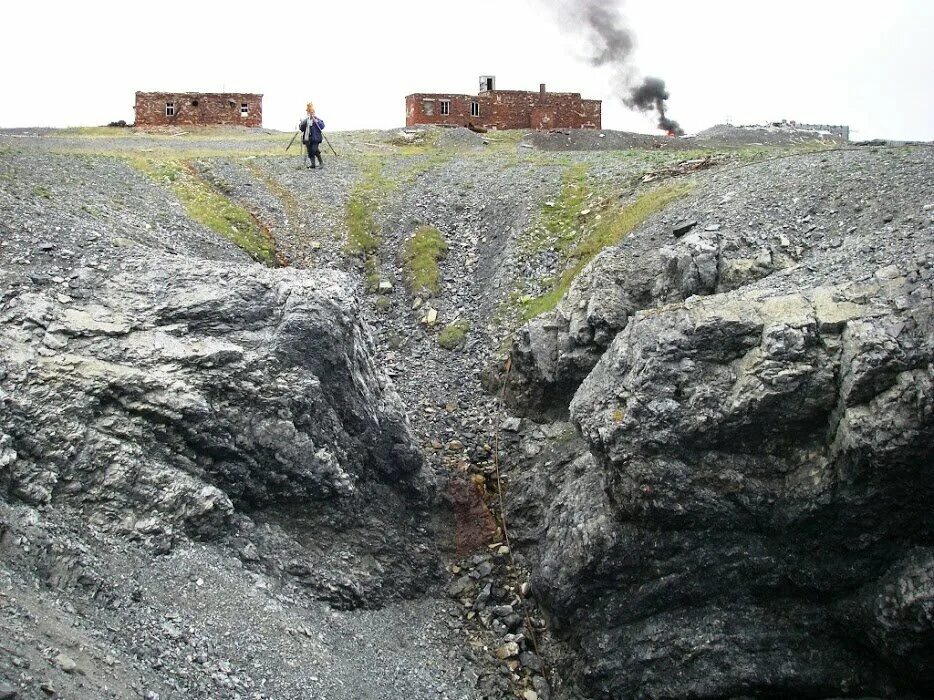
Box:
<box><xmin>545</xmin><ymin>0</ymin><xmax>683</xmax><ymax>135</ymax></box>
<box><xmin>626</xmin><ymin>76</ymin><xmax>683</xmax><ymax>135</ymax></box>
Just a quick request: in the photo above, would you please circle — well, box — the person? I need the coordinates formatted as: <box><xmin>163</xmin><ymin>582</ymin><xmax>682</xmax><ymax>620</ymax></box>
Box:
<box><xmin>299</xmin><ymin>103</ymin><xmax>325</xmax><ymax>170</ymax></box>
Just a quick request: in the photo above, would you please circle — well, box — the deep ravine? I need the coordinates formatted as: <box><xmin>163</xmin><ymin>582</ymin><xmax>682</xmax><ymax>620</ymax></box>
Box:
<box><xmin>2</xmin><ymin>127</ymin><xmax>931</xmax><ymax>700</ymax></box>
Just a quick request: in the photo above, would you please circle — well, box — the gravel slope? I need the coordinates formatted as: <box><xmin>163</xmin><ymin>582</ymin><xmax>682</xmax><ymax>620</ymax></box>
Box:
<box><xmin>2</xmin><ymin>505</ymin><xmax>478</xmax><ymax>700</ymax></box>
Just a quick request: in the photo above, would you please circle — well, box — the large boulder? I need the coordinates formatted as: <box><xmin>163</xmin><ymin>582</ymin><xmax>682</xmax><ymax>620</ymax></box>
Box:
<box><xmin>532</xmin><ymin>275</ymin><xmax>933</xmax><ymax>697</ymax></box>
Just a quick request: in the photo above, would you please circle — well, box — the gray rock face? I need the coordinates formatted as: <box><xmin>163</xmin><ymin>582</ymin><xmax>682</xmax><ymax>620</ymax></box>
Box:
<box><xmin>0</xmin><ymin>261</ymin><xmax>425</xmax><ymax>534</ymax></box>
<box><xmin>0</xmin><ymin>151</ymin><xmax>434</xmax><ymax>612</ymax></box>
<box><xmin>0</xmin><ymin>247</ymin><xmax>430</xmax><ymax>596</ymax></box>
<box><xmin>508</xmin><ymin>147</ymin><xmax>934</xmax><ymax>698</ymax></box>
<box><xmin>534</xmin><ymin>277</ymin><xmax>933</xmax><ymax>697</ymax></box>
<box><xmin>0</xmin><ymin>143</ymin><xmax>511</xmax><ymax>700</ymax></box>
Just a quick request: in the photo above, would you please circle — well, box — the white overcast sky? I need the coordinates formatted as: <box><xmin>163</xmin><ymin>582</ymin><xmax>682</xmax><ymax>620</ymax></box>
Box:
<box><xmin>2</xmin><ymin>0</ymin><xmax>932</xmax><ymax>140</ymax></box>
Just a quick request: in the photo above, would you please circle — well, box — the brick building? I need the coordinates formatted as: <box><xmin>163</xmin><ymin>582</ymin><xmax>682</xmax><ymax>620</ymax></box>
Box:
<box><xmin>406</xmin><ymin>76</ymin><xmax>601</xmax><ymax>130</ymax></box>
<box><xmin>134</xmin><ymin>92</ymin><xmax>263</xmax><ymax>127</ymax></box>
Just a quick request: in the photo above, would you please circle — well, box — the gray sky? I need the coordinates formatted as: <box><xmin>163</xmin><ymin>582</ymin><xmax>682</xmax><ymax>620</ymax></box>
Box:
<box><xmin>2</xmin><ymin>0</ymin><xmax>932</xmax><ymax>140</ymax></box>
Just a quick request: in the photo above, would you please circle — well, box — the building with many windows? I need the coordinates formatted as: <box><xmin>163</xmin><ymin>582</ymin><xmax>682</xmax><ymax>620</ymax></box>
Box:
<box><xmin>134</xmin><ymin>92</ymin><xmax>262</xmax><ymax>127</ymax></box>
<box><xmin>405</xmin><ymin>76</ymin><xmax>601</xmax><ymax>130</ymax></box>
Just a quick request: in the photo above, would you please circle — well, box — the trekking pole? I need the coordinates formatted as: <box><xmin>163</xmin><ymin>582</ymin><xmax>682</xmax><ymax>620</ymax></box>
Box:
<box><xmin>289</xmin><ymin>128</ymin><xmax>312</xmax><ymax>168</ymax></box>
<box><xmin>289</xmin><ymin>128</ymin><xmax>308</xmax><ymax>167</ymax></box>
<box><xmin>322</xmin><ymin>132</ymin><xmax>338</xmax><ymax>157</ymax></box>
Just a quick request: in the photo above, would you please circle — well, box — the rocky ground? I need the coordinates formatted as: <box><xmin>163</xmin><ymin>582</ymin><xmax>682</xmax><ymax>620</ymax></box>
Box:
<box><xmin>1</xmin><ymin>125</ymin><xmax>931</xmax><ymax>699</ymax></box>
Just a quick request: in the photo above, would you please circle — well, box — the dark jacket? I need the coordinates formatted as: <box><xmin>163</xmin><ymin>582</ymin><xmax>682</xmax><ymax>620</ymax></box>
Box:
<box><xmin>299</xmin><ymin>116</ymin><xmax>325</xmax><ymax>144</ymax></box>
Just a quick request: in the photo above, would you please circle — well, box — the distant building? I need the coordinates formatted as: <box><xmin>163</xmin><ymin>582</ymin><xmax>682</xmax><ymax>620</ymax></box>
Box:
<box><xmin>406</xmin><ymin>76</ymin><xmax>601</xmax><ymax>130</ymax></box>
<box><xmin>134</xmin><ymin>92</ymin><xmax>263</xmax><ymax>127</ymax></box>
<box><xmin>795</xmin><ymin>123</ymin><xmax>849</xmax><ymax>141</ymax></box>
<box><xmin>770</xmin><ymin>120</ymin><xmax>850</xmax><ymax>141</ymax></box>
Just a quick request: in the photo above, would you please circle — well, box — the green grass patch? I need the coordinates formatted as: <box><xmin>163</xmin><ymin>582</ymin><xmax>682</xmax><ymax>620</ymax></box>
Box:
<box><xmin>345</xmin><ymin>155</ymin><xmax>399</xmax><ymax>293</ymax></box>
<box><xmin>345</xmin><ymin>156</ymin><xmax>393</xmax><ymax>256</ymax></box>
<box><xmin>483</xmin><ymin>129</ymin><xmax>528</xmax><ymax>150</ymax></box>
<box><xmin>57</xmin><ymin>126</ymin><xmax>138</xmax><ymax>137</ymax></box>
<box><xmin>344</xmin><ymin>150</ymin><xmax>456</xmax><ymax>281</ymax></box>
<box><xmin>536</xmin><ymin>163</ymin><xmax>592</xmax><ymax>253</ymax></box>
<box><xmin>403</xmin><ymin>225</ymin><xmax>448</xmax><ymax>296</ymax></box>
<box><xmin>438</xmin><ymin>319</ymin><xmax>470</xmax><ymax>350</ymax></box>
<box><xmin>346</xmin><ymin>196</ymin><xmax>381</xmax><ymax>255</ymax></box>
<box><xmin>521</xmin><ymin>180</ymin><xmax>695</xmax><ymax>320</ymax></box>
<box><xmin>32</xmin><ymin>185</ymin><xmax>52</xmax><ymax>199</ymax></box>
<box><xmin>520</xmin><ymin>287</ymin><xmax>567</xmax><ymax>321</ymax></box>
<box><xmin>127</xmin><ymin>155</ymin><xmax>277</xmax><ymax>265</ymax></box>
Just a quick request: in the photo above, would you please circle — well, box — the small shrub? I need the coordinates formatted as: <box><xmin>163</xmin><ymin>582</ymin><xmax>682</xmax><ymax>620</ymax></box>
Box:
<box><xmin>403</xmin><ymin>225</ymin><xmax>448</xmax><ymax>296</ymax></box>
<box><xmin>375</xmin><ymin>296</ymin><xmax>391</xmax><ymax>312</ymax></box>
<box><xmin>438</xmin><ymin>319</ymin><xmax>470</xmax><ymax>350</ymax></box>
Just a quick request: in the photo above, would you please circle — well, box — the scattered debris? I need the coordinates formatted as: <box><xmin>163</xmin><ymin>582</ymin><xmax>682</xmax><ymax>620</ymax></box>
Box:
<box><xmin>641</xmin><ymin>156</ymin><xmax>718</xmax><ymax>183</ymax></box>
<box><xmin>672</xmin><ymin>219</ymin><xmax>699</xmax><ymax>237</ymax></box>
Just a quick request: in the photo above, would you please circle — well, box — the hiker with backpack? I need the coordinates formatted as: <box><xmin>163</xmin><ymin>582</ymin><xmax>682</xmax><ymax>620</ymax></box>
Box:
<box><xmin>299</xmin><ymin>103</ymin><xmax>325</xmax><ymax>169</ymax></box>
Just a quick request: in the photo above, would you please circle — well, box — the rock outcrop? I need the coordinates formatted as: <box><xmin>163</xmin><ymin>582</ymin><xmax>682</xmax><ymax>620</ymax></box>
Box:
<box><xmin>504</xmin><ymin>148</ymin><xmax>930</xmax><ymax>419</ymax></box>
<box><xmin>0</xmin><ymin>151</ymin><xmax>434</xmax><ymax>610</ymax></box>
<box><xmin>508</xmin><ymin>147</ymin><xmax>934</xmax><ymax>698</ymax></box>
<box><xmin>0</xmin><ymin>264</ymin><xmax>424</xmax><ymax>526</ymax></box>
<box><xmin>550</xmin><ymin>278</ymin><xmax>933</xmax><ymax>697</ymax></box>
<box><xmin>3</xmin><ymin>131</ymin><xmax>932</xmax><ymax>700</ymax></box>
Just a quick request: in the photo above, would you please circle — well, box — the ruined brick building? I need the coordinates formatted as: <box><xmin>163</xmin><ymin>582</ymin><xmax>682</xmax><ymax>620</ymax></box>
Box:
<box><xmin>406</xmin><ymin>76</ymin><xmax>601</xmax><ymax>130</ymax></box>
<box><xmin>134</xmin><ymin>92</ymin><xmax>263</xmax><ymax>127</ymax></box>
